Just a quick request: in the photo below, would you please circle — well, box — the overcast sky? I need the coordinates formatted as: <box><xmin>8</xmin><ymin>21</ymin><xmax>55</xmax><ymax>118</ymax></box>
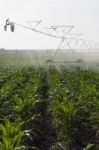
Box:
<box><xmin>0</xmin><ymin>0</ymin><xmax>99</xmax><ymax>49</ymax></box>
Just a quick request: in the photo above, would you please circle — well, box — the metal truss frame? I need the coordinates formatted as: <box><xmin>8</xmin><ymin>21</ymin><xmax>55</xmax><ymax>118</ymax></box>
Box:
<box><xmin>4</xmin><ymin>19</ymin><xmax>99</xmax><ymax>61</ymax></box>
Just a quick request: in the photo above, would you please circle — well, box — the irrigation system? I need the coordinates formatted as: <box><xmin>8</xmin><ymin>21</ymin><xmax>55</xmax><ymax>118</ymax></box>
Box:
<box><xmin>4</xmin><ymin>18</ymin><xmax>99</xmax><ymax>62</ymax></box>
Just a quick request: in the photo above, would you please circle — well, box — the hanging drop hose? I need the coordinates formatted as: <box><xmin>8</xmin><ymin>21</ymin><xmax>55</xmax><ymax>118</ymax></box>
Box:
<box><xmin>4</xmin><ymin>25</ymin><xmax>7</xmax><ymax>31</ymax></box>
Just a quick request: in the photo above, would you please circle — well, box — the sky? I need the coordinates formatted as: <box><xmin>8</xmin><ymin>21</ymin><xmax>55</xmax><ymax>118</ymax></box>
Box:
<box><xmin>0</xmin><ymin>0</ymin><xmax>99</xmax><ymax>49</ymax></box>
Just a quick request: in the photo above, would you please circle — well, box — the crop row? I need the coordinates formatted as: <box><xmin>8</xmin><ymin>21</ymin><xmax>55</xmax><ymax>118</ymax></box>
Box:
<box><xmin>0</xmin><ymin>66</ymin><xmax>45</xmax><ymax>149</ymax></box>
<box><xmin>48</xmin><ymin>66</ymin><xmax>99</xmax><ymax>149</ymax></box>
<box><xmin>0</xmin><ymin>66</ymin><xmax>99</xmax><ymax>150</ymax></box>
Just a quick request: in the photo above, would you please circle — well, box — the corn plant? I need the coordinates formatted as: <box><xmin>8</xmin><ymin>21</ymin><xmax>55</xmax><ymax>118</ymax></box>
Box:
<box><xmin>55</xmin><ymin>101</ymin><xmax>77</xmax><ymax>148</ymax></box>
<box><xmin>0</xmin><ymin>118</ymin><xmax>31</xmax><ymax>150</ymax></box>
<box><xmin>13</xmin><ymin>95</ymin><xmax>36</xmax><ymax>120</ymax></box>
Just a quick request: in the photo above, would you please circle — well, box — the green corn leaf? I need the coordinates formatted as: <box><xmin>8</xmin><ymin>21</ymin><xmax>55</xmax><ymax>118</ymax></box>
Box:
<box><xmin>0</xmin><ymin>124</ymin><xmax>7</xmax><ymax>136</ymax></box>
<box><xmin>2</xmin><ymin>137</ymin><xmax>9</xmax><ymax>150</ymax></box>
<box><xmin>5</xmin><ymin>118</ymin><xmax>11</xmax><ymax>134</ymax></box>
<box><xmin>84</xmin><ymin>143</ymin><xmax>95</xmax><ymax>150</ymax></box>
<box><xmin>14</xmin><ymin>146</ymin><xmax>26</xmax><ymax>150</ymax></box>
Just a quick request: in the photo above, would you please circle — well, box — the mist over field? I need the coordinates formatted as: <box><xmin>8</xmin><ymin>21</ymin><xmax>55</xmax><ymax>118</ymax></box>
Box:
<box><xmin>0</xmin><ymin>49</ymin><xmax>99</xmax><ymax>69</ymax></box>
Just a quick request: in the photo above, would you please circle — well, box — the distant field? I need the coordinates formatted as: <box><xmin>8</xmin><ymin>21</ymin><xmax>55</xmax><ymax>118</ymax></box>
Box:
<box><xmin>0</xmin><ymin>49</ymin><xmax>99</xmax><ymax>69</ymax></box>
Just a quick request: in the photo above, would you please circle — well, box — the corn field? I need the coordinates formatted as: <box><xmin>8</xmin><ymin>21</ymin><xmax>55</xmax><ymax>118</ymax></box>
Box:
<box><xmin>0</xmin><ymin>65</ymin><xmax>99</xmax><ymax>150</ymax></box>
